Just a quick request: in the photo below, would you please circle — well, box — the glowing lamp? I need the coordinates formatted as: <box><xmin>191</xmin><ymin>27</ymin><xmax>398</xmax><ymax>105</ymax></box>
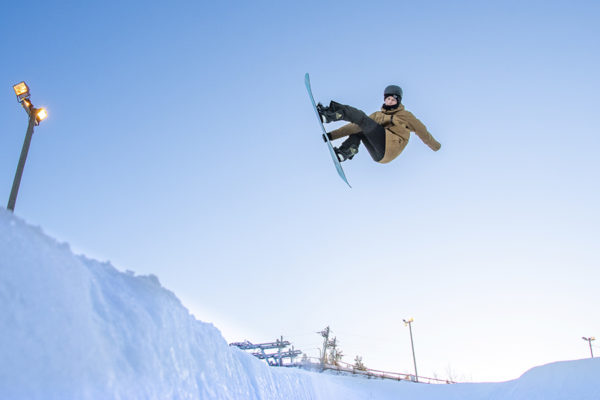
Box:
<box><xmin>13</xmin><ymin>81</ymin><xmax>30</xmax><ymax>102</ymax></box>
<box><xmin>35</xmin><ymin>108</ymin><xmax>48</xmax><ymax>123</ymax></box>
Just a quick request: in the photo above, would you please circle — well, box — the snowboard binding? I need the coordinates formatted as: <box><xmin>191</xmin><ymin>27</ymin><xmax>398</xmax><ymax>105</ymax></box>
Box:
<box><xmin>317</xmin><ymin>102</ymin><xmax>344</xmax><ymax>124</ymax></box>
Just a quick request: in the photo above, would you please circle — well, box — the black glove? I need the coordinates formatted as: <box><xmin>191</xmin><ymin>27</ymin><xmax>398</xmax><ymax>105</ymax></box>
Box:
<box><xmin>322</xmin><ymin>133</ymin><xmax>332</xmax><ymax>143</ymax></box>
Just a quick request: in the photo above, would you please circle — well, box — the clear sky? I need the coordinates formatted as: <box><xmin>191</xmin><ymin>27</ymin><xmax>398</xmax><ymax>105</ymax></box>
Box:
<box><xmin>2</xmin><ymin>0</ymin><xmax>599</xmax><ymax>382</ymax></box>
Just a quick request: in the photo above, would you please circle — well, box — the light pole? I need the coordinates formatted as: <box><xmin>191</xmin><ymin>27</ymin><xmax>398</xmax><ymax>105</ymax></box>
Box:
<box><xmin>403</xmin><ymin>318</ymin><xmax>418</xmax><ymax>382</ymax></box>
<box><xmin>7</xmin><ymin>82</ymin><xmax>47</xmax><ymax>212</ymax></box>
<box><xmin>582</xmin><ymin>337</ymin><xmax>595</xmax><ymax>358</ymax></box>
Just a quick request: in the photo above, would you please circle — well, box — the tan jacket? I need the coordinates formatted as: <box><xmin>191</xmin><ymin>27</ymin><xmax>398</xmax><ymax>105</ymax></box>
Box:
<box><xmin>329</xmin><ymin>104</ymin><xmax>441</xmax><ymax>163</ymax></box>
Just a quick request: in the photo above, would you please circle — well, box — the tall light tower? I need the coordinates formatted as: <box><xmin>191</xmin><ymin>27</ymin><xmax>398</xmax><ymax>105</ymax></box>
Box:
<box><xmin>582</xmin><ymin>337</ymin><xmax>595</xmax><ymax>358</ymax></box>
<box><xmin>403</xmin><ymin>318</ymin><xmax>418</xmax><ymax>382</ymax></box>
<box><xmin>7</xmin><ymin>82</ymin><xmax>48</xmax><ymax>212</ymax></box>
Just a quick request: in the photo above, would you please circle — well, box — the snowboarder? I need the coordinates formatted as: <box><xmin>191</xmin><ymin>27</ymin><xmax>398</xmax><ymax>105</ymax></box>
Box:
<box><xmin>317</xmin><ymin>85</ymin><xmax>441</xmax><ymax>163</ymax></box>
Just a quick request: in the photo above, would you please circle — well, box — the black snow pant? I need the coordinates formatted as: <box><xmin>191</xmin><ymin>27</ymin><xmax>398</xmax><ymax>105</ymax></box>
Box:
<box><xmin>330</xmin><ymin>101</ymin><xmax>386</xmax><ymax>162</ymax></box>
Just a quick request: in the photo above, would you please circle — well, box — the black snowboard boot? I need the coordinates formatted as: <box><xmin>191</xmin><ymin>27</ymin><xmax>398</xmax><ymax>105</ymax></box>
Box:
<box><xmin>334</xmin><ymin>143</ymin><xmax>359</xmax><ymax>162</ymax></box>
<box><xmin>317</xmin><ymin>102</ymin><xmax>344</xmax><ymax>123</ymax></box>
<box><xmin>334</xmin><ymin>134</ymin><xmax>361</xmax><ymax>162</ymax></box>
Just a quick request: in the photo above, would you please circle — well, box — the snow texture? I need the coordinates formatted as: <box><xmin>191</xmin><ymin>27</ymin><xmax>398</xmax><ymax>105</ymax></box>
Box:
<box><xmin>1</xmin><ymin>208</ymin><xmax>599</xmax><ymax>399</ymax></box>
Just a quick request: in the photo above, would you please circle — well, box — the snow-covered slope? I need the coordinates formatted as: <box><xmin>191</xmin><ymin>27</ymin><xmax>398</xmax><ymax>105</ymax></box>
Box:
<box><xmin>1</xmin><ymin>208</ymin><xmax>598</xmax><ymax>399</ymax></box>
<box><xmin>0</xmin><ymin>209</ymin><xmax>331</xmax><ymax>399</ymax></box>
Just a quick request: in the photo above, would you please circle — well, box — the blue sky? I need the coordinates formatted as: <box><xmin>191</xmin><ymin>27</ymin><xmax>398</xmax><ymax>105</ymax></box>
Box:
<box><xmin>2</xmin><ymin>0</ymin><xmax>599</xmax><ymax>381</ymax></box>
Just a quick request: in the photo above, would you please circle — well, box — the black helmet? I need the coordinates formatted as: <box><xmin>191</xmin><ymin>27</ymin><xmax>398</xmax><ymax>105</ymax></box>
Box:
<box><xmin>384</xmin><ymin>85</ymin><xmax>403</xmax><ymax>101</ymax></box>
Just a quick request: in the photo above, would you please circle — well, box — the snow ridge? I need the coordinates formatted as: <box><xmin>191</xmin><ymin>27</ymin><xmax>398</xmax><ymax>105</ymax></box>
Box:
<box><xmin>0</xmin><ymin>210</ymin><xmax>323</xmax><ymax>399</ymax></box>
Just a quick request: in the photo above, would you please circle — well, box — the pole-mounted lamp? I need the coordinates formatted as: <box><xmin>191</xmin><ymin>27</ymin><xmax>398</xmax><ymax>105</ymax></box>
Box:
<box><xmin>403</xmin><ymin>318</ymin><xmax>419</xmax><ymax>382</ymax></box>
<box><xmin>7</xmin><ymin>81</ymin><xmax>47</xmax><ymax>212</ymax></box>
<box><xmin>13</xmin><ymin>82</ymin><xmax>30</xmax><ymax>101</ymax></box>
<box><xmin>582</xmin><ymin>337</ymin><xmax>595</xmax><ymax>358</ymax></box>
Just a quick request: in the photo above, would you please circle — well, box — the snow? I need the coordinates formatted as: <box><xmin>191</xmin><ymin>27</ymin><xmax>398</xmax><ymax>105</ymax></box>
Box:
<box><xmin>1</xmin><ymin>208</ymin><xmax>599</xmax><ymax>399</ymax></box>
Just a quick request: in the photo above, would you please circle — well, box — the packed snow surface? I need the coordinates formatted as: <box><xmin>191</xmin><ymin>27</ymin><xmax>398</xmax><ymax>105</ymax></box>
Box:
<box><xmin>1</xmin><ymin>208</ymin><xmax>599</xmax><ymax>399</ymax></box>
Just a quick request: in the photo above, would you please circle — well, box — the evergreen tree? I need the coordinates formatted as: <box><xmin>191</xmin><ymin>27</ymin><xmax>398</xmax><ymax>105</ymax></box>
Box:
<box><xmin>328</xmin><ymin>337</ymin><xmax>344</xmax><ymax>366</ymax></box>
<box><xmin>353</xmin><ymin>355</ymin><xmax>366</xmax><ymax>371</ymax></box>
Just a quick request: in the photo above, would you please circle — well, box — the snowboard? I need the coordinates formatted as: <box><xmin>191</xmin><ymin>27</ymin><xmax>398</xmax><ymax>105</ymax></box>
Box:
<box><xmin>304</xmin><ymin>73</ymin><xmax>351</xmax><ymax>188</ymax></box>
